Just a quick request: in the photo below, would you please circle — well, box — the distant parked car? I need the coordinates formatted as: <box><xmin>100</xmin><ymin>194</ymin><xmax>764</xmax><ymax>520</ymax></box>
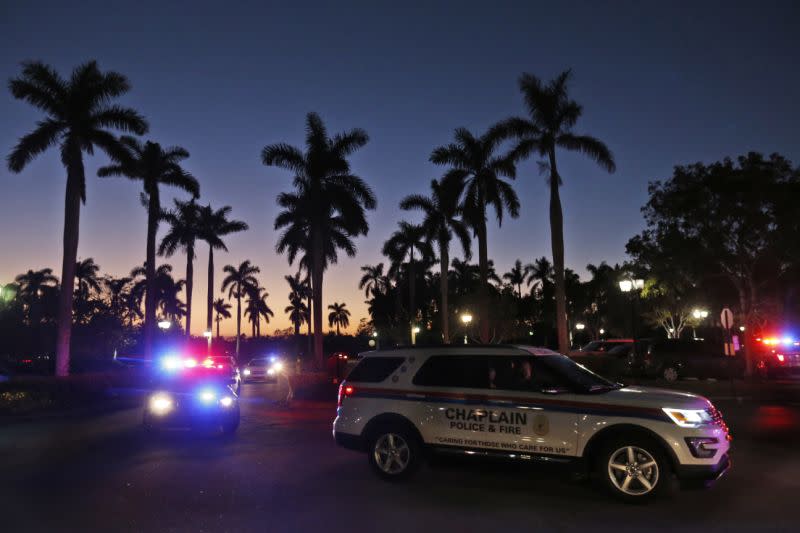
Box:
<box><xmin>637</xmin><ymin>339</ymin><xmax>743</xmax><ymax>382</ymax></box>
<box><xmin>753</xmin><ymin>334</ymin><xmax>800</xmax><ymax>379</ymax></box>
<box><xmin>568</xmin><ymin>339</ymin><xmax>634</xmax><ymax>378</ymax></box>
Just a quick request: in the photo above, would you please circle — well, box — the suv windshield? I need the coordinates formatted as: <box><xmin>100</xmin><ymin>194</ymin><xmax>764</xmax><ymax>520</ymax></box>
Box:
<box><xmin>538</xmin><ymin>355</ymin><xmax>620</xmax><ymax>393</ymax></box>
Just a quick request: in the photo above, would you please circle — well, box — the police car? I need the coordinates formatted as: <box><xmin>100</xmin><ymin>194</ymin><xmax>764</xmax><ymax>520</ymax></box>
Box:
<box><xmin>333</xmin><ymin>346</ymin><xmax>731</xmax><ymax>502</ymax></box>
<box><xmin>143</xmin><ymin>355</ymin><xmax>241</xmax><ymax>434</ymax></box>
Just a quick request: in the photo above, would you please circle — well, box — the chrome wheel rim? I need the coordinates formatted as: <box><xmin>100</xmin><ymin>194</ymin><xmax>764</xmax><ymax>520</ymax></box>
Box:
<box><xmin>608</xmin><ymin>446</ymin><xmax>659</xmax><ymax>496</ymax></box>
<box><xmin>373</xmin><ymin>433</ymin><xmax>410</xmax><ymax>475</ymax></box>
<box><xmin>663</xmin><ymin>367</ymin><xmax>678</xmax><ymax>382</ymax></box>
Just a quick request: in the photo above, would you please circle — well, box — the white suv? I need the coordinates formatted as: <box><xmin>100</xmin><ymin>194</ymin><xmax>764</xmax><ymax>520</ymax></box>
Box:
<box><xmin>333</xmin><ymin>345</ymin><xmax>731</xmax><ymax>502</ymax></box>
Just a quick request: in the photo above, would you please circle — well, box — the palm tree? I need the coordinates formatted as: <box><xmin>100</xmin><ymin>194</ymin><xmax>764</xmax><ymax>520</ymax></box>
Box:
<box><xmin>382</xmin><ymin>221</ymin><xmax>434</xmax><ymax>340</ymax></box>
<box><xmin>285</xmin><ymin>271</ymin><xmax>311</xmax><ymax>357</ymax></box>
<box><xmin>285</xmin><ymin>297</ymin><xmax>308</xmax><ymax>336</ymax></box>
<box><xmin>327</xmin><ymin>302</ymin><xmax>351</xmax><ymax>335</ymax></box>
<box><xmin>401</xmin><ymin>179</ymin><xmax>471</xmax><ymax>343</ymax></box>
<box><xmin>221</xmin><ymin>260</ymin><xmax>260</xmax><ymax>356</ymax></box>
<box><xmin>7</xmin><ymin>61</ymin><xmax>148</xmax><ymax>375</ymax></box>
<box><xmin>244</xmin><ymin>286</ymin><xmax>274</xmax><ymax>338</ymax></box>
<box><xmin>197</xmin><ymin>204</ymin><xmax>248</xmax><ymax>336</ymax></box>
<box><xmin>15</xmin><ymin>268</ymin><xmax>59</xmax><ymax>324</ymax></box>
<box><xmin>502</xmin><ymin>70</ymin><xmax>616</xmax><ymax>353</ymax></box>
<box><xmin>503</xmin><ymin>259</ymin><xmax>527</xmax><ymax>300</ymax></box>
<box><xmin>430</xmin><ymin>127</ymin><xmax>522</xmax><ymax>342</ymax></box>
<box><xmin>525</xmin><ymin>257</ymin><xmax>554</xmax><ymax>295</ymax></box>
<box><xmin>358</xmin><ymin>263</ymin><xmax>389</xmax><ymax>298</ymax></box>
<box><xmin>158</xmin><ymin>275</ymin><xmax>186</xmax><ymax>324</ymax></box>
<box><xmin>98</xmin><ymin>137</ymin><xmax>198</xmax><ymax>359</ymax></box>
<box><xmin>74</xmin><ymin>257</ymin><xmax>101</xmax><ymax>303</ymax></box>
<box><xmin>212</xmin><ymin>298</ymin><xmax>232</xmax><ymax>338</ymax></box>
<box><xmin>73</xmin><ymin>257</ymin><xmax>102</xmax><ymax>323</ymax></box>
<box><xmin>159</xmin><ymin>199</ymin><xmax>201</xmax><ymax>338</ymax></box>
<box><xmin>263</xmin><ymin>112</ymin><xmax>376</xmax><ymax>367</ymax></box>
<box><xmin>104</xmin><ymin>276</ymin><xmax>132</xmax><ymax>323</ymax></box>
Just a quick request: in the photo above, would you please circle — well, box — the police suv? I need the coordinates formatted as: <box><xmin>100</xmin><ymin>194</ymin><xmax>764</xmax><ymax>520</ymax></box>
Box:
<box><xmin>333</xmin><ymin>345</ymin><xmax>731</xmax><ymax>502</ymax></box>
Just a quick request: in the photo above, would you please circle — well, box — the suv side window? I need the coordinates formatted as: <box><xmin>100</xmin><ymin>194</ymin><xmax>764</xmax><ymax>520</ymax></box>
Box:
<box><xmin>492</xmin><ymin>356</ymin><xmax>571</xmax><ymax>392</ymax></box>
<box><xmin>412</xmin><ymin>355</ymin><xmax>489</xmax><ymax>388</ymax></box>
<box><xmin>347</xmin><ymin>357</ymin><xmax>405</xmax><ymax>383</ymax></box>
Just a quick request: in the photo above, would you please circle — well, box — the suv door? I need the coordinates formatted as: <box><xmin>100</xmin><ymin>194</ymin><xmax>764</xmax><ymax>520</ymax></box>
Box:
<box><xmin>490</xmin><ymin>356</ymin><xmax>580</xmax><ymax>458</ymax></box>
<box><xmin>411</xmin><ymin>354</ymin><xmax>579</xmax><ymax>458</ymax></box>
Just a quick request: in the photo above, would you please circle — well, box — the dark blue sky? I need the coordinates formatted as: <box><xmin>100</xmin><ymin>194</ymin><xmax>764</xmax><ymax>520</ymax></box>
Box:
<box><xmin>1</xmin><ymin>1</ymin><xmax>798</xmax><ymax>333</ymax></box>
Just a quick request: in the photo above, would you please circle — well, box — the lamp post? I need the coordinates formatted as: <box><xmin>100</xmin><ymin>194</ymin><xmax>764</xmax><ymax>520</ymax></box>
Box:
<box><xmin>461</xmin><ymin>313</ymin><xmax>473</xmax><ymax>345</ymax></box>
<box><xmin>203</xmin><ymin>330</ymin><xmax>213</xmax><ymax>355</ymax></box>
<box><xmin>619</xmin><ymin>278</ymin><xmax>644</xmax><ymax>346</ymax></box>
<box><xmin>371</xmin><ymin>331</ymin><xmax>379</xmax><ymax>350</ymax></box>
<box><xmin>691</xmin><ymin>308</ymin><xmax>709</xmax><ymax>339</ymax></box>
<box><xmin>411</xmin><ymin>326</ymin><xmax>421</xmax><ymax>346</ymax></box>
<box><xmin>157</xmin><ymin>320</ymin><xmax>171</xmax><ymax>331</ymax></box>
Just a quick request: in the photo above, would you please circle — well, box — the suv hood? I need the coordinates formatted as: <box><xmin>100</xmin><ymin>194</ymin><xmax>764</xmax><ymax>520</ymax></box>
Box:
<box><xmin>596</xmin><ymin>385</ymin><xmax>713</xmax><ymax>411</ymax></box>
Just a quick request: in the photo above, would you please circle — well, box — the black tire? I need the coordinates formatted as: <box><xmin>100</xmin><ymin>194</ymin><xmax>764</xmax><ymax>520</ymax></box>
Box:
<box><xmin>661</xmin><ymin>364</ymin><xmax>679</xmax><ymax>382</ymax></box>
<box><xmin>596</xmin><ymin>435</ymin><xmax>672</xmax><ymax>503</ymax></box>
<box><xmin>142</xmin><ymin>411</ymin><xmax>158</xmax><ymax>433</ymax></box>
<box><xmin>221</xmin><ymin>408</ymin><xmax>240</xmax><ymax>435</ymax></box>
<box><xmin>366</xmin><ymin>425</ymin><xmax>422</xmax><ymax>481</ymax></box>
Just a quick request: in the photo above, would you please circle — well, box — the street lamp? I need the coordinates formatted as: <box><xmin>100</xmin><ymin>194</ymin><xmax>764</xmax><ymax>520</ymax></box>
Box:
<box><xmin>575</xmin><ymin>323</ymin><xmax>585</xmax><ymax>331</ymax></box>
<box><xmin>691</xmin><ymin>308</ymin><xmax>709</xmax><ymax>338</ymax></box>
<box><xmin>411</xmin><ymin>326</ymin><xmax>421</xmax><ymax>345</ymax></box>
<box><xmin>203</xmin><ymin>330</ymin><xmax>213</xmax><ymax>355</ymax></box>
<box><xmin>619</xmin><ymin>278</ymin><xmax>643</xmax><ymax>344</ymax></box>
<box><xmin>599</xmin><ymin>328</ymin><xmax>605</xmax><ymax>336</ymax></box>
<box><xmin>157</xmin><ymin>320</ymin><xmax>171</xmax><ymax>330</ymax></box>
<box><xmin>461</xmin><ymin>313</ymin><xmax>473</xmax><ymax>345</ymax></box>
<box><xmin>371</xmin><ymin>330</ymin><xmax>379</xmax><ymax>350</ymax></box>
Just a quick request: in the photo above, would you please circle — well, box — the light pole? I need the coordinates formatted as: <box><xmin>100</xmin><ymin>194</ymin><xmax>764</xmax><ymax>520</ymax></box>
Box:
<box><xmin>203</xmin><ymin>330</ymin><xmax>213</xmax><ymax>355</ymax></box>
<box><xmin>691</xmin><ymin>308</ymin><xmax>709</xmax><ymax>339</ymax></box>
<box><xmin>619</xmin><ymin>278</ymin><xmax>644</xmax><ymax>345</ymax></box>
<box><xmin>461</xmin><ymin>313</ymin><xmax>472</xmax><ymax>344</ymax></box>
<box><xmin>372</xmin><ymin>331</ymin><xmax>379</xmax><ymax>350</ymax></box>
<box><xmin>411</xmin><ymin>326</ymin><xmax>421</xmax><ymax>346</ymax></box>
<box><xmin>157</xmin><ymin>320</ymin><xmax>171</xmax><ymax>331</ymax></box>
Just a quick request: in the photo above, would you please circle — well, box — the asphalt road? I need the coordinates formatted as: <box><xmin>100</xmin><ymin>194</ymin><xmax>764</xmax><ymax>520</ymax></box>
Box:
<box><xmin>2</xmin><ymin>380</ymin><xmax>800</xmax><ymax>533</ymax></box>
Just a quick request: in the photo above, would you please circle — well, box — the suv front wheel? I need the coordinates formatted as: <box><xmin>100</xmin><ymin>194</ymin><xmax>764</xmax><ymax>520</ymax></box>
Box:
<box><xmin>367</xmin><ymin>427</ymin><xmax>421</xmax><ymax>481</ymax></box>
<box><xmin>597</xmin><ymin>436</ymin><xmax>671</xmax><ymax>503</ymax></box>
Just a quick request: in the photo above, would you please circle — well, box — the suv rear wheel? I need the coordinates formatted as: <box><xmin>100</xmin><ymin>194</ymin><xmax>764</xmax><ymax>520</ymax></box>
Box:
<box><xmin>597</xmin><ymin>436</ymin><xmax>670</xmax><ymax>503</ymax></box>
<box><xmin>367</xmin><ymin>427</ymin><xmax>421</xmax><ymax>481</ymax></box>
<box><xmin>662</xmin><ymin>365</ymin><xmax>679</xmax><ymax>382</ymax></box>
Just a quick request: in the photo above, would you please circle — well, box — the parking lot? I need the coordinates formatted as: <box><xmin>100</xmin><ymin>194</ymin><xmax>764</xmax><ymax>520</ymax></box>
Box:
<box><xmin>2</xmin><ymin>380</ymin><xmax>800</xmax><ymax>532</ymax></box>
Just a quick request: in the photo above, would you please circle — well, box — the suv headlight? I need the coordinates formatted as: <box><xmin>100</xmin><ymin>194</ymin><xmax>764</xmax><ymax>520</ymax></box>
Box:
<box><xmin>149</xmin><ymin>393</ymin><xmax>173</xmax><ymax>415</ymax></box>
<box><xmin>662</xmin><ymin>407</ymin><xmax>713</xmax><ymax>428</ymax></box>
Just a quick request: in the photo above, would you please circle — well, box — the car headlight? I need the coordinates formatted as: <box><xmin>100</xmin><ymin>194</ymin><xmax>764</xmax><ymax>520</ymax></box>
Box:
<box><xmin>662</xmin><ymin>407</ymin><xmax>713</xmax><ymax>428</ymax></box>
<box><xmin>149</xmin><ymin>393</ymin><xmax>173</xmax><ymax>415</ymax></box>
<box><xmin>199</xmin><ymin>389</ymin><xmax>217</xmax><ymax>404</ymax></box>
<box><xmin>272</xmin><ymin>361</ymin><xmax>284</xmax><ymax>372</ymax></box>
<box><xmin>220</xmin><ymin>396</ymin><xmax>234</xmax><ymax>408</ymax></box>
<box><xmin>243</xmin><ymin>368</ymin><xmax>251</xmax><ymax>376</ymax></box>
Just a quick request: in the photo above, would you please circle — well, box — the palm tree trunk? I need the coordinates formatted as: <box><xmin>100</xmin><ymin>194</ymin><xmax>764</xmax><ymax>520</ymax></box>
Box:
<box><xmin>206</xmin><ymin>246</ymin><xmax>214</xmax><ymax>333</ymax></box>
<box><xmin>306</xmin><ymin>293</ymin><xmax>313</xmax><ymax>360</ymax></box>
<box><xmin>55</xmin><ymin>149</ymin><xmax>83</xmax><ymax>376</ymax></box>
<box><xmin>477</xmin><ymin>215</ymin><xmax>490</xmax><ymax>344</ymax></box>
<box><xmin>312</xmin><ymin>232</ymin><xmax>324</xmax><ymax>368</ymax></box>
<box><xmin>440</xmin><ymin>242</ymin><xmax>450</xmax><ymax>344</ymax></box>
<box><xmin>548</xmin><ymin>149</ymin><xmax>570</xmax><ymax>354</ymax></box>
<box><xmin>336</xmin><ymin>323</ymin><xmax>340</xmax><ymax>336</ymax></box>
<box><xmin>216</xmin><ymin>314</ymin><xmax>220</xmax><ymax>338</ymax></box>
<box><xmin>409</xmin><ymin>250</ymin><xmax>416</xmax><ymax>343</ymax></box>
<box><xmin>144</xmin><ymin>188</ymin><xmax>160</xmax><ymax>361</ymax></box>
<box><xmin>235</xmin><ymin>292</ymin><xmax>241</xmax><ymax>357</ymax></box>
<box><xmin>185</xmin><ymin>246</ymin><xmax>194</xmax><ymax>338</ymax></box>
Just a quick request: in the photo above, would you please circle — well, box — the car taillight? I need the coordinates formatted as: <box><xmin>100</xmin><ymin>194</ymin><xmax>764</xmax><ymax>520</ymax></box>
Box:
<box><xmin>337</xmin><ymin>383</ymin><xmax>354</xmax><ymax>407</ymax></box>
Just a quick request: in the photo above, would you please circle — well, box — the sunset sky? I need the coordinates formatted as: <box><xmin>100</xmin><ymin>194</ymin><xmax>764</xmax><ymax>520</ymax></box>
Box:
<box><xmin>1</xmin><ymin>1</ymin><xmax>797</xmax><ymax>335</ymax></box>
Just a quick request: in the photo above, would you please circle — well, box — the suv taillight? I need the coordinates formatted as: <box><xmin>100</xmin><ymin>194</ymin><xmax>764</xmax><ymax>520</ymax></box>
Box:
<box><xmin>337</xmin><ymin>383</ymin><xmax>354</xmax><ymax>407</ymax></box>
